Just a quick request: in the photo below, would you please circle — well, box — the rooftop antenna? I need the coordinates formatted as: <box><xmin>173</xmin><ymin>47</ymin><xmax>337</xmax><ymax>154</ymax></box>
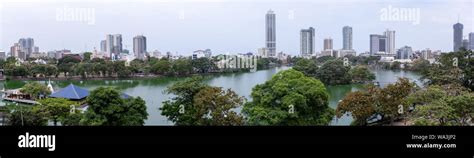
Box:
<box><xmin>457</xmin><ymin>14</ymin><xmax>460</xmax><ymax>23</ymax></box>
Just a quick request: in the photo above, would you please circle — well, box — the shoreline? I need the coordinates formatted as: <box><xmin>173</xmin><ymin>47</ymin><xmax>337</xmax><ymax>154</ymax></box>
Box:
<box><xmin>0</xmin><ymin>67</ymin><xmax>286</xmax><ymax>82</ymax></box>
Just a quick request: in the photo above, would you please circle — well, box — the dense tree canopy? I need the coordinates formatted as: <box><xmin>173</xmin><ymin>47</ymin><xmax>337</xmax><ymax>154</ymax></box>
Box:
<box><xmin>160</xmin><ymin>77</ymin><xmax>245</xmax><ymax>125</ymax></box>
<box><xmin>242</xmin><ymin>69</ymin><xmax>334</xmax><ymax>125</ymax></box>
<box><xmin>336</xmin><ymin>78</ymin><xmax>415</xmax><ymax>125</ymax></box>
<box><xmin>349</xmin><ymin>65</ymin><xmax>376</xmax><ymax>83</ymax></box>
<box><xmin>316</xmin><ymin>60</ymin><xmax>351</xmax><ymax>85</ymax></box>
<box><xmin>20</xmin><ymin>82</ymin><xmax>51</xmax><ymax>100</ymax></box>
<box><xmin>35</xmin><ymin>98</ymin><xmax>78</xmax><ymax>126</ymax></box>
<box><xmin>82</xmin><ymin>87</ymin><xmax>148</xmax><ymax>126</ymax></box>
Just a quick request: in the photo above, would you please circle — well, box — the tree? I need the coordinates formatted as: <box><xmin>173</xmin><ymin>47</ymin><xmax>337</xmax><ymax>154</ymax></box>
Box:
<box><xmin>422</xmin><ymin>49</ymin><xmax>474</xmax><ymax>90</ymax></box>
<box><xmin>20</xmin><ymin>82</ymin><xmax>51</xmax><ymax>100</ymax></box>
<box><xmin>349</xmin><ymin>65</ymin><xmax>375</xmax><ymax>83</ymax></box>
<box><xmin>293</xmin><ymin>58</ymin><xmax>318</xmax><ymax>77</ymax></box>
<box><xmin>6</xmin><ymin>105</ymin><xmax>47</xmax><ymax>126</ymax></box>
<box><xmin>5</xmin><ymin>65</ymin><xmax>29</xmax><ymax>77</ymax></box>
<box><xmin>406</xmin><ymin>85</ymin><xmax>446</xmax><ymax>107</ymax></box>
<box><xmin>446</xmin><ymin>93</ymin><xmax>474</xmax><ymax>125</ymax></box>
<box><xmin>412</xmin><ymin>100</ymin><xmax>457</xmax><ymax>126</ymax></box>
<box><xmin>151</xmin><ymin>59</ymin><xmax>171</xmax><ymax>75</ymax></box>
<box><xmin>172</xmin><ymin>58</ymin><xmax>192</xmax><ymax>75</ymax></box>
<box><xmin>315</xmin><ymin>56</ymin><xmax>336</xmax><ymax>65</ymax></box>
<box><xmin>243</xmin><ymin>69</ymin><xmax>334</xmax><ymax>125</ymax></box>
<box><xmin>336</xmin><ymin>78</ymin><xmax>415</xmax><ymax>125</ymax></box>
<box><xmin>160</xmin><ymin>77</ymin><xmax>209</xmax><ymax>125</ymax></box>
<box><xmin>316</xmin><ymin>59</ymin><xmax>351</xmax><ymax>85</ymax></box>
<box><xmin>336</xmin><ymin>91</ymin><xmax>375</xmax><ymax>125</ymax></box>
<box><xmin>192</xmin><ymin>57</ymin><xmax>216</xmax><ymax>73</ymax></box>
<box><xmin>83</xmin><ymin>52</ymin><xmax>93</xmax><ymax>62</ymax></box>
<box><xmin>82</xmin><ymin>87</ymin><xmax>148</xmax><ymax>126</ymax></box>
<box><xmin>374</xmin><ymin>78</ymin><xmax>414</xmax><ymax>123</ymax></box>
<box><xmin>193</xmin><ymin>87</ymin><xmax>245</xmax><ymax>125</ymax></box>
<box><xmin>36</xmin><ymin>98</ymin><xmax>78</xmax><ymax>126</ymax></box>
<box><xmin>61</xmin><ymin>112</ymin><xmax>84</xmax><ymax>126</ymax></box>
<box><xmin>390</xmin><ymin>61</ymin><xmax>401</xmax><ymax>70</ymax></box>
<box><xmin>408</xmin><ymin>59</ymin><xmax>430</xmax><ymax>73</ymax></box>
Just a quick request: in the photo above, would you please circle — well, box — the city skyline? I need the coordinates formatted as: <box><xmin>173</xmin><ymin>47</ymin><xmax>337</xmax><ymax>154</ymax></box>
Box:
<box><xmin>0</xmin><ymin>0</ymin><xmax>473</xmax><ymax>55</ymax></box>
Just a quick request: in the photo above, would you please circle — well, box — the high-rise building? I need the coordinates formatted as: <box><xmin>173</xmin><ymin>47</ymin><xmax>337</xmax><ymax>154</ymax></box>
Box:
<box><xmin>300</xmin><ymin>27</ymin><xmax>315</xmax><ymax>57</ymax></box>
<box><xmin>396</xmin><ymin>46</ymin><xmax>413</xmax><ymax>59</ymax></box>
<box><xmin>106</xmin><ymin>34</ymin><xmax>114</xmax><ymax>58</ymax></box>
<box><xmin>10</xmin><ymin>43</ymin><xmax>26</xmax><ymax>60</ymax></box>
<box><xmin>113</xmin><ymin>34</ymin><xmax>123</xmax><ymax>55</ymax></box>
<box><xmin>384</xmin><ymin>29</ymin><xmax>395</xmax><ymax>54</ymax></box>
<box><xmin>469</xmin><ymin>32</ymin><xmax>474</xmax><ymax>50</ymax></box>
<box><xmin>370</xmin><ymin>34</ymin><xmax>388</xmax><ymax>55</ymax></box>
<box><xmin>324</xmin><ymin>38</ymin><xmax>333</xmax><ymax>50</ymax></box>
<box><xmin>462</xmin><ymin>39</ymin><xmax>469</xmax><ymax>50</ymax></box>
<box><xmin>0</xmin><ymin>51</ymin><xmax>6</xmax><ymax>60</ymax></box>
<box><xmin>258</xmin><ymin>47</ymin><xmax>268</xmax><ymax>58</ymax></box>
<box><xmin>100</xmin><ymin>40</ymin><xmax>107</xmax><ymax>52</ymax></box>
<box><xmin>133</xmin><ymin>35</ymin><xmax>147</xmax><ymax>60</ymax></box>
<box><xmin>453</xmin><ymin>22</ymin><xmax>463</xmax><ymax>52</ymax></box>
<box><xmin>18</xmin><ymin>38</ymin><xmax>34</xmax><ymax>58</ymax></box>
<box><xmin>265</xmin><ymin>10</ymin><xmax>276</xmax><ymax>58</ymax></box>
<box><xmin>342</xmin><ymin>26</ymin><xmax>353</xmax><ymax>50</ymax></box>
<box><xmin>105</xmin><ymin>34</ymin><xmax>123</xmax><ymax>59</ymax></box>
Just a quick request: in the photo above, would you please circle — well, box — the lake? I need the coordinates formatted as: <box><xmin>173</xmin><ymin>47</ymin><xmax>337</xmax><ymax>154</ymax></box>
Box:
<box><xmin>0</xmin><ymin>67</ymin><xmax>422</xmax><ymax>125</ymax></box>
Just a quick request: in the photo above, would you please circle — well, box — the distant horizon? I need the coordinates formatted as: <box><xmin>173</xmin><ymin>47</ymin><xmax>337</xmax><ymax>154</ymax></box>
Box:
<box><xmin>0</xmin><ymin>0</ymin><xmax>473</xmax><ymax>55</ymax></box>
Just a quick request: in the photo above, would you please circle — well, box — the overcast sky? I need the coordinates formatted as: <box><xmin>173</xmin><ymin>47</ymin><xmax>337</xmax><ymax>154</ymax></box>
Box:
<box><xmin>0</xmin><ymin>0</ymin><xmax>473</xmax><ymax>55</ymax></box>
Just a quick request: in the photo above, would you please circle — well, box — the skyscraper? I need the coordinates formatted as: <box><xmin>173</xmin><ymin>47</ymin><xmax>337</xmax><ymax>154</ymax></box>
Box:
<box><xmin>324</xmin><ymin>38</ymin><xmax>333</xmax><ymax>50</ymax></box>
<box><xmin>396</xmin><ymin>46</ymin><xmax>413</xmax><ymax>59</ymax></box>
<box><xmin>265</xmin><ymin>10</ymin><xmax>276</xmax><ymax>58</ymax></box>
<box><xmin>133</xmin><ymin>35</ymin><xmax>147</xmax><ymax>60</ymax></box>
<box><xmin>453</xmin><ymin>22</ymin><xmax>463</xmax><ymax>52</ymax></box>
<box><xmin>18</xmin><ymin>38</ymin><xmax>34</xmax><ymax>57</ymax></box>
<box><xmin>370</xmin><ymin>34</ymin><xmax>387</xmax><ymax>55</ymax></box>
<box><xmin>100</xmin><ymin>40</ymin><xmax>107</xmax><ymax>52</ymax></box>
<box><xmin>469</xmin><ymin>32</ymin><xmax>474</xmax><ymax>50</ymax></box>
<box><xmin>384</xmin><ymin>29</ymin><xmax>395</xmax><ymax>54</ymax></box>
<box><xmin>10</xmin><ymin>43</ymin><xmax>26</xmax><ymax>60</ymax></box>
<box><xmin>342</xmin><ymin>26</ymin><xmax>352</xmax><ymax>50</ymax></box>
<box><xmin>113</xmin><ymin>34</ymin><xmax>123</xmax><ymax>55</ymax></box>
<box><xmin>300</xmin><ymin>27</ymin><xmax>315</xmax><ymax>57</ymax></box>
<box><xmin>105</xmin><ymin>34</ymin><xmax>123</xmax><ymax>59</ymax></box>
<box><xmin>462</xmin><ymin>39</ymin><xmax>469</xmax><ymax>49</ymax></box>
<box><xmin>106</xmin><ymin>34</ymin><xmax>114</xmax><ymax>58</ymax></box>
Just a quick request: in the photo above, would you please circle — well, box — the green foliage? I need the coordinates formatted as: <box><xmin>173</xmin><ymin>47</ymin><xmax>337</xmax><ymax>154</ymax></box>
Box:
<box><xmin>20</xmin><ymin>82</ymin><xmax>51</xmax><ymax>100</ymax></box>
<box><xmin>151</xmin><ymin>59</ymin><xmax>171</xmax><ymax>75</ymax></box>
<box><xmin>192</xmin><ymin>57</ymin><xmax>216</xmax><ymax>73</ymax></box>
<box><xmin>160</xmin><ymin>76</ymin><xmax>245</xmax><ymax>125</ymax></box>
<box><xmin>390</xmin><ymin>61</ymin><xmax>402</xmax><ymax>70</ymax></box>
<box><xmin>83</xmin><ymin>52</ymin><xmax>93</xmax><ymax>61</ymax></box>
<box><xmin>243</xmin><ymin>69</ymin><xmax>334</xmax><ymax>125</ymax></box>
<box><xmin>316</xmin><ymin>60</ymin><xmax>351</xmax><ymax>85</ymax></box>
<box><xmin>6</xmin><ymin>105</ymin><xmax>48</xmax><ymax>126</ymax></box>
<box><xmin>422</xmin><ymin>49</ymin><xmax>474</xmax><ymax>91</ymax></box>
<box><xmin>445</xmin><ymin>93</ymin><xmax>474</xmax><ymax>125</ymax></box>
<box><xmin>35</xmin><ymin>98</ymin><xmax>78</xmax><ymax>126</ymax></box>
<box><xmin>82</xmin><ymin>87</ymin><xmax>148</xmax><ymax>126</ymax></box>
<box><xmin>315</xmin><ymin>56</ymin><xmax>336</xmax><ymax>64</ymax></box>
<box><xmin>408</xmin><ymin>59</ymin><xmax>430</xmax><ymax>73</ymax></box>
<box><xmin>61</xmin><ymin>112</ymin><xmax>84</xmax><ymax>126</ymax></box>
<box><xmin>293</xmin><ymin>58</ymin><xmax>318</xmax><ymax>77</ymax></box>
<box><xmin>336</xmin><ymin>91</ymin><xmax>375</xmax><ymax>125</ymax></box>
<box><xmin>172</xmin><ymin>58</ymin><xmax>193</xmax><ymax>75</ymax></box>
<box><xmin>349</xmin><ymin>65</ymin><xmax>376</xmax><ymax>83</ymax></box>
<box><xmin>193</xmin><ymin>87</ymin><xmax>245</xmax><ymax>125</ymax></box>
<box><xmin>336</xmin><ymin>78</ymin><xmax>415</xmax><ymax>125</ymax></box>
<box><xmin>412</xmin><ymin>100</ymin><xmax>457</xmax><ymax>126</ymax></box>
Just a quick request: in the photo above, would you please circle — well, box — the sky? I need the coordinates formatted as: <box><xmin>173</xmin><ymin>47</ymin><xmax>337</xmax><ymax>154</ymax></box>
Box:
<box><xmin>0</xmin><ymin>0</ymin><xmax>473</xmax><ymax>56</ymax></box>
